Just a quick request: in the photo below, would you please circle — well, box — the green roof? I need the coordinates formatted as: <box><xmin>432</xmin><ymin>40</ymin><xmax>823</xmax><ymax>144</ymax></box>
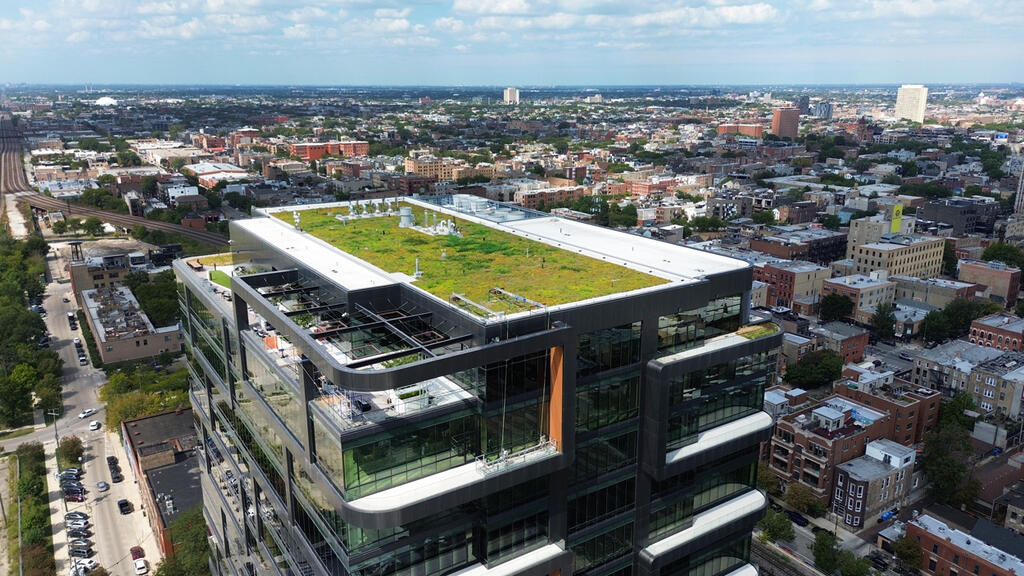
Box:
<box><xmin>274</xmin><ymin>206</ymin><xmax>666</xmax><ymax>315</ymax></box>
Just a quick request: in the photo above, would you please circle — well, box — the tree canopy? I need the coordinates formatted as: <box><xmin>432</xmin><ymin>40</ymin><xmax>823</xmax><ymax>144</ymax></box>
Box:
<box><xmin>871</xmin><ymin>302</ymin><xmax>896</xmax><ymax>342</ymax></box>
<box><xmin>783</xmin><ymin>349</ymin><xmax>844</xmax><ymax>390</ymax></box>
<box><xmin>820</xmin><ymin>293</ymin><xmax>854</xmax><ymax>322</ymax></box>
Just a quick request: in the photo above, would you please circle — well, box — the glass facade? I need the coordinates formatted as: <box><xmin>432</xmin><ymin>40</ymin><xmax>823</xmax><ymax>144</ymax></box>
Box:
<box><xmin>180</xmin><ymin>239</ymin><xmax>774</xmax><ymax>576</ymax></box>
<box><xmin>658</xmin><ymin>295</ymin><xmax>743</xmax><ymax>355</ymax></box>
<box><xmin>665</xmin><ymin>350</ymin><xmax>775</xmax><ymax>450</ymax></box>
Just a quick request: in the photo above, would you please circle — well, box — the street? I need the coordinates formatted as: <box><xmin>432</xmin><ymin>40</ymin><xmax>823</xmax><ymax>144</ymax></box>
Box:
<box><xmin>0</xmin><ymin>245</ymin><xmax>161</xmax><ymax>575</ymax></box>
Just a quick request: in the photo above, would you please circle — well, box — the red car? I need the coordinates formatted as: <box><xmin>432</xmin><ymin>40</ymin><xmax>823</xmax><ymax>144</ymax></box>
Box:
<box><xmin>130</xmin><ymin>546</ymin><xmax>145</xmax><ymax>560</ymax></box>
<box><xmin>65</xmin><ymin>494</ymin><xmax>85</xmax><ymax>502</ymax></box>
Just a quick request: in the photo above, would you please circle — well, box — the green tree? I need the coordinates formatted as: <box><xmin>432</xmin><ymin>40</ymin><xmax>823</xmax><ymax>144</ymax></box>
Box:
<box><xmin>116</xmin><ymin>150</ymin><xmax>142</xmax><ymax>166</ymax></box>
<box><xmin>757</xmin><ymin>464</ymin><xmax>782</xmax><ymax>496</ymax></box>
<box><xmin>142</xmin><ymin>176</ymin><xmax>159</xmax><ymax>196</ymax></box>
<box><xmin>893</xmin><ymin>536</ymin><xmax>923</xmax><ymax>570</ymax></box>
<box><xmin>97</xmin><ymin>174</ymin><xmax>117</xmax><ymax>187</ymax></box>
<box><xmin>783</xmin><ymin>349</ymin><xmax>844</xmax><ymax>390</ymax></box>
<box><xmin>943</xmin><ymin>298</ymin><xmax>1001</xmax><ymax>336</ymax></box>
<box><xmin>820</xmin><ymin>214</ymin><xmax>841</xmax><ymax>230</ymax></box>
<box><xmin>981</xmin><ymin>242</ymin><xmax>1024</xmax><ymax>270</ymax></box>
<box><xmin>82</xmin><ymin>216</ymin><xmax>104</xmax><ymax>236</ymax></box>
<box><xmin>812</xmin><ymin>531</ymin><xmax>841</xmax><ymax>574</ymax></box>
<box><xmin>871</xmin><ymin>302</ymin><xmax>896</xmax><ymax>342</ymax></box>
<box><xmin>690</xmin><ymin>216</ymin><xmax>728</xmax><ymax>232</ymax></box>
<box><xmin>757</xmin><ymin>509</ymin><xmax>795</xmax><ymax>542</ymax></box>
<box><xmin>56</xmin><ymin>436</ymin><xmax>84</xmax><ymax>469</ymax></box>
<box><xmin>820</xmin><ymin>293</ymin><xmax>854</xmax><ymax>322</ymax></box>
<box><xmin>920</xmin><ymin>310</ymin><xmax>952</xmax><ymax>342</ymax></box>
<box><xmin>752</xmin><ymin>211</ymin><xmax>776</xmax><ymax>225</ymax></box>
<box><xmin>838</xmin><ymin>550</ymin><xmax>873</xmax><ymax>576</ymax></box>
<box><xmin>785</xmin><ymin>483</ymin><xmax>824</xmax><ymax>515</ymax></box>
<box><xmin>0</xmin><ymin>373</ymin><xmax>34</xmax><ymax>426</ymax></box>
<box><xmin>51</xmin><ymin>219</ymin><xmax>67</xmax><ymax>235</ymax></box>
<box><xmin>939</xmin><ymin>392</ymin><xmax>977</xmax><ymax>430</ymax></box>
<box><xmin>920</xmin><ymin>426</ymin><xmax>972</xmax><ymax>504</ymax></box>
<box><xmin>153</xmin><ymin>506</ymin><xmax>211</xmax><ymax>576</ymax></box>
<box><xmin>942</xmin><ymin>241</ymin><xmax>959</xmax><ymax>276</ymax></box>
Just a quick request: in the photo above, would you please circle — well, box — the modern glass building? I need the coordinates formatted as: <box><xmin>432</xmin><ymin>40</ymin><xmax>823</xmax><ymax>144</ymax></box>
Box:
<box><xmin>178</xmin><ymin>195</ymin><xmax>781</xmax><ymax>576</ymax></box>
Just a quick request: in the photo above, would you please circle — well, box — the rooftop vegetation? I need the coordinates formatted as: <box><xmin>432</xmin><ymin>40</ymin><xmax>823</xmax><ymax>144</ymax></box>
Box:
<box><xmin>276</xmin><ymin>206</ymin><xmax>666</xmax><ymax>314</ymax></box>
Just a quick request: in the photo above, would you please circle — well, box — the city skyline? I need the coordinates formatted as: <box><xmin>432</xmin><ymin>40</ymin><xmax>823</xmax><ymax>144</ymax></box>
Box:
<box><xmin>1</xmin><ymin>0</ymin><xmax>1023</xmax><ymax>85</ymax></box>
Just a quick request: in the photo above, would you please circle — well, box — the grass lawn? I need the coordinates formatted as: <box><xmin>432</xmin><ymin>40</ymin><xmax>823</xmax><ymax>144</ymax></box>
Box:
<box><xmin>196</xmin><ymin>253</ymin><xmax>234</xmax><ymax>267</ymax></box>
<box><xmin>737</xmin><ymin>323</ymin><xmax>779</xmax><ymax>340</ymax></box>
<box><xmin>276</xmin><ymin>206</ymin><xmax>666</xmax><ymax>314</ymax></box>
<box><xmin>209</xmin><ymin>269</ymin><xmax>232</xmax><ymax>288</ymax></box>
<box><xmin>0</xmin><ymin>427</ymin><xmax>33</xmax><ymax>442</ymax></box>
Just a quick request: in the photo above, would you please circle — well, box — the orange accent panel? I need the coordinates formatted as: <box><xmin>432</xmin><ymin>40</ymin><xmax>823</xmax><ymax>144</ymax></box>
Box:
<box><xmin>548</xmin><ymin>346</ymin><xmax>564</xmax><ymax>451</ymax></box>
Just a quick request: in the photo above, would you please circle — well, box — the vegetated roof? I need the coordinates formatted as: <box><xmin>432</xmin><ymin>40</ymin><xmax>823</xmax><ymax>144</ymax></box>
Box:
<box><xmin>273</xmin><ymin>203</ymin><xmax>671</xmax><ymax>310</ymax></box>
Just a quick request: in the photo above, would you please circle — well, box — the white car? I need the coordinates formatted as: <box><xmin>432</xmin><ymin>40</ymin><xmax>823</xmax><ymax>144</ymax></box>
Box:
<box><xmin>67</xmin><ymin>519</ymin><xmax>89</xmax><ymax>529</ymax></box>
<box><xmin>78</xmin><ymin>408</ymin><xmax>96</xmax><ymax>419</ymax></box>
<box><xmin>89</xmin><ymin>420</ymin><xmax>101</xmax><ymax>431</ymax></box>
<box><xmin>134</xmin><ymin>558</ymin><xmax>149</xmax><ymax>574</ymax></box>
<box><xmin>73</xmin><ymin>337</ymin><xmax>81</xmax><ymax>345</ymax></box>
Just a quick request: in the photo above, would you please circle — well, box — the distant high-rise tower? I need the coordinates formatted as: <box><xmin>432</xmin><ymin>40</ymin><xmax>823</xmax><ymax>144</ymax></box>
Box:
<box><xmin>503</xmin><ymin>86</ymin><xmax>520</xmax><ymax>105</ymax></box>
<box><xmin>895</xmin><ymin>84</ymin><xmax>928</xmax><ymax>123</ymax></box>
<box><xmin>814</xmin><ymin>101</ymin><xmax>834</xmax><ymax>120</ymax></box>
<box><xmin>796</xmin><ymin>95</ymin><xmax>810</xmax><ymax>115</ymax></box>
<box><xmin>771</xmin><ymin>107</ymin><xmax>800</xmax><ymax>140</ymax></box>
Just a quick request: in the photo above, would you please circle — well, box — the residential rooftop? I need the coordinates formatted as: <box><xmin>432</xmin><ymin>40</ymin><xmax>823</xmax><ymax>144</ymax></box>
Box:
<box><xmin>257</xmin><ymin>196</ymin><xmax>748</xmax><ymax>319</ymax></box>
<box><xmin>861</xmin><ymin>233</ymin><xmax>942</xmax><ymax>251</ymax></box>
<box><xmin>811</xmin><ymin>321</ymin><xmax>869</xmax><ymax>340</ymax></box>
<box><xmin>826</xmin><ymin>274</ymin><xmax>894</xmax><ymax>289</ymax></box>
<box><xmin>838</xmin><ymin>453</ymin><xmax>894</xmax><ymax>482</ymax></box>
<box><xmin>916</xmin><ymin>340</ymin><xmax>1004</xmax><ymax>369</ymax></box>
<box><xmin>911</xmin><ymin>514</ymin><xmax>1024</xmax><ymax>575</ymax></box>
<box><xmin>147</xmin><ymin>452</ymin><xmax>202</xmax><ymax>529</ymax></box>
<box><xmin>976</xmin><ymin>351</ymin><xmax>1024</xmax><ymax>381</ymax></box>
<box><xmin>960</xmin><ymin>259</ymin><xmax>1021</xmax><ymax>272</ymax></box>
<box><xmin>892</xmin><ymin>275</ymin><xmax>976</xmax><ymax>289</ymax></box>
<box><xmin>974</xmin><ymin>312</ymin><xmax>1024</xmax><ymax>333</ymax></box>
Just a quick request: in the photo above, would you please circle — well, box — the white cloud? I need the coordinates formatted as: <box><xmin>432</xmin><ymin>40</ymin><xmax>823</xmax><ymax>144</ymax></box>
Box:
<box><xmin>374</xmin><ymin>8</ymin><xmax>410</xmax><ymax>18</ymax></box>
<box><xmin>434</xmin><ymin>17</ymin><xmax>466</xmax><ymax>32</ymax></box>
<box><xmin>454</xmin><ymin>43</ymin><xmax>469</xmax><ymax>51</ymax></box>
<box><xmin>453</xmin><ymin>0</ymin><xmax>532</xmax><ymax>15</ymax></box>
<box><xmin>283</xmin><ymin>23</ymin><xmax>310</xmax><ymax>38</ymax></box>
<box><xmin>66</xmin><ymin>30</ymin><xmax>91</xmax><ymax>42</ymax></box>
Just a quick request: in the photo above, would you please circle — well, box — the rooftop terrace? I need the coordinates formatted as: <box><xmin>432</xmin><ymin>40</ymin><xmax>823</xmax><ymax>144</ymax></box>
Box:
<box><xmin>261</xmin><ymin>196</ymin><xmax>747</xmax><ymax>318</ymax></box>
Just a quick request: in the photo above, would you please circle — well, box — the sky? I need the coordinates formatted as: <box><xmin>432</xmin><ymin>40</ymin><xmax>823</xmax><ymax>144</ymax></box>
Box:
<box><xmin>0</xmin><ymin>0</ymin><xmax>1022</xmax><ymax>86</ymax></box>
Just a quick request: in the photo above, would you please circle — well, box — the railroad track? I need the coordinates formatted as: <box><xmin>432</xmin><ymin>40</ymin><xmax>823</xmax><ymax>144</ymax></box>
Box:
<box><xmin>0</xmin><ymin>114</ymin><xmax>228</xmax><ymax>246</ymax></box>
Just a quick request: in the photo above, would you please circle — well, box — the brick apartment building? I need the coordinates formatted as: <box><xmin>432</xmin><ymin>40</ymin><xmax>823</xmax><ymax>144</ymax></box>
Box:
<box><xmin>749</xmin><ymin>228</ymin><xmax>848</xmax><ymax>266</ymax></box>
<box><xmin>718</xmin><ymin>123</ymin><xmax>764</xmax><ymax>138</ymax></box>
<box><xmin>893</xmin><ymin>275</ymin><xmax>978</xmax><ymax>309</ymax></box>
<box><xmin>809</xmin><ymin>322</ymin><xmax>870</xmax><ymax>363</ymax></box>
<box><xmin>753</xmin><ymin>260</ymin><xmax>830</xmax><ymax>309</ymax></box>
<box><xmin>833</xmin><ymin>376</ymin><xmax>941</xmax><ymax>446</ymax></box>
<box><xmin>768</xmin><ymin>395</ymin><xmax>893</xmax><ymax>501</ymax></box>
<box><xmin>969</xmin><ymin>313</ymin><xmax>1024</xmax><ymax>352</ymax></box>
<box><xmin>850</xmin><ymin>233</ymin><xmax>944</xmax><ymax>278</ymax></box>
<box><xmin>906</xmin><ymin>514</ymin><xmax>1024</xmax><ymax>576</ymax></box>
<box><xmin>290</xmin><ymin>140</ymin><xmax>370</xmax><ymax>161</ymax></box>
<box><xmin>959</xmin><ymin>260</ymin><xmax>1021</xmax><ymax>308</ymax></box>
<box><xmin>832</xmin><ymin>439</ymin><xmax>918</xmax><ymax>529</ymax></box>
<box><xmin>822</xmin><ymin>272</ymin><xmax>896</xmax><ymax>324</ymax></box>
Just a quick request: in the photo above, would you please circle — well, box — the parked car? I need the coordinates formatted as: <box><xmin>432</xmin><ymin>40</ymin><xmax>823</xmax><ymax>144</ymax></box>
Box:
<box><xmin>67</xmin><ymin>519</ymin><xmax>90</xmax><ymax>529</ymax></box>
<box><xmin>63</xmin><ymin>467</ymin><xmax>82</xmax><ymax>476</ymax></box>
<box><xmin>118</xmin><ymin>499</ymin><xmax>133</xmax><ymax>515</ymax></box>
<box><xmin>134</xmin><ymin>558</ymin><xmax>149</xmax><ymax>574</ymax></box>
<box><xmin>79</xmin><ymin>357</ymin><xmax>88</xmax><ymax>366</ymax></box>
<box><xmin>70</xmin><ymin>558</ymin><xmax>98</xmax><ymax>575</ymax></box>
<box><xmin>62</xmin><ymin>296</ymin><xmax>70</xmax><ymax>303</ymax></box>
<box><xmin>68</xmin><ymin>528</ymin><xmax>92</xmax><ymax>538</ymax></box>
<box><xmin>65</xmin><ymin>512</ymin><xmax>88</xmax><ymax>521</ymax></box>
<box><xmin>106</xmin><ymin>456</ymin><xmax>118</xmax><ymax>467</ymax></box>
<box><xmin>96</xmin><ymin>481</ymin><xmax>109</xmax><ymax>492</ymax></box>
<box><xmin>89</xmin><ymin>420</ymin><xmax>101</xmax><ymax>431</ymax></box>
<box><xmin>69</xmin><ymin>547</ymin><xmax>93</xmax><ymax>559</ymax></box>
<box><xmin>130</xmin><ymin>546</ymin><xmax>145</xmax><ymax>560</ymax></box>
<box><xmin>111</xmin><ymin>472</ymin><xmax>124</xmax><ymax>483</ymax></box>
<box><xmin>69</xmin><ymin>539</ymin><xmax>93</xmax><ymax>548</ymax></box>
<box><xmin>78</xmin><ymin>408</ymin><xmax>96</xmax><ymax>419</ymax></box>
<box><xmin>786</xmin><ymin>511</ymin><xmax>809</xmax><ymax>527</ymax></box>
<box><xmin>65</xmin><ymin>494</ymin><xmax>85</xmax><ymax>503</ymax></box>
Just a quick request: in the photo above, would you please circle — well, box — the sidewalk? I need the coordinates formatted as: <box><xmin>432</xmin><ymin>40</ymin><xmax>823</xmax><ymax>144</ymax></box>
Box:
<box><xmin>43</xmin><ymin>439</ymin><xmax>74</xmax><ymax>576</ymax></box>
